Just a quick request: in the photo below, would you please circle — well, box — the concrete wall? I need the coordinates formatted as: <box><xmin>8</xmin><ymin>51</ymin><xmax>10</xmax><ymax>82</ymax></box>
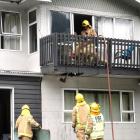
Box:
<box><xmin>41</xmin><ymin>75</ymin><xmax>140</xmax><ymax>140</ymax></box>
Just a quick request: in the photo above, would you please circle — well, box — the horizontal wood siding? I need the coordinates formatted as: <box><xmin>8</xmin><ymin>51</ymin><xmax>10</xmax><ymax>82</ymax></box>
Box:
<box><xmin>48</xmin><ymin>0</ymin><xmax>137</xmax><ymax>15</ymax></box>
<box><xmin>0</xmin><ymin>75</ymin><xmax>42</xmax><ymax>124</ymax></box>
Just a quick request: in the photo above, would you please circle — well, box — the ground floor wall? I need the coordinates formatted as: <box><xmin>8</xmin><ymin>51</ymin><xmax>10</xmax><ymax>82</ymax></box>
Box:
<box><xmin>41</xmin><ymin>75</ymin><xmax>140</xmax><ymax>140</ymax></box>
<box><xmin>0</xmin><ymin>75</ymin><xmax>42</xmax><ymax>140</ymax></box>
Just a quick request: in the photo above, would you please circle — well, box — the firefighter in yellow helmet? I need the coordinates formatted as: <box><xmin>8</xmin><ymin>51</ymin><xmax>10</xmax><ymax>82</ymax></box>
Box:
<box><xmin>15</xmin><ymin>104</ymin><xmax>41</xmax><ymax>140</ymax></box>
<box><xmin>85</xmin><ymin>102</ymin><xmax>105</xmax><ymax>140</ymax></box>
<box><xmin>81</xmin><ymin>20</ymin><xmax>97</xmax><ymax>37</ymax></box>
<box><xmin>72</xmin><ymin>93</ymin><xmax>90</xmax><ymax>140</ymax></box>
<box><xmin>80</xmin><ymin>20</ymin><xmax>97</xmax><ymax>65</ymax></box>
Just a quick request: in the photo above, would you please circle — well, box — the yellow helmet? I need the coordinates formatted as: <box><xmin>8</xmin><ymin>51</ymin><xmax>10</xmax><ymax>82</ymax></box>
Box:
<box><xmin>90</xmin><ymin>102</ymin><xmax>100</xmax><ymax>113</ymax></box>
<box><xmin>22</xmin><ymin>104</ymin><xmax>30</xmax><ymax>110</ymax></box>
<box><xmin>82</xmin><ymin>20</ymin><xmax>91</xmax><ymax>27</ymax></box>
<box><xmin>75</xmin><ymin>93</ymin><xmax>84</xmax><ymax>103</ymax></box>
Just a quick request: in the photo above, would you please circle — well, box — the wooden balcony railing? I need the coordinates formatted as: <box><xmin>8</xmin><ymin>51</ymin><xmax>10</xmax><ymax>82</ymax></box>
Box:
<box><xmin>40</xmin><ymin>33</ymin><xmax>140</xmax><ymax>74</ymax></box>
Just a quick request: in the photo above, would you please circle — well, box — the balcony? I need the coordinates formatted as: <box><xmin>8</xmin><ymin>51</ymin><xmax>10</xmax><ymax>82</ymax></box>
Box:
<box><xmin>40</xmin><ymin>33</ymin><xmax>140</xmax><ymax>76</ymax></box>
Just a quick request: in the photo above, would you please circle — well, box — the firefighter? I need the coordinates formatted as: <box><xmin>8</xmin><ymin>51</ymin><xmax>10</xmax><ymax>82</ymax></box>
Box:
<box><xmin>81</xmin><ymin>20</ymin><xmax>97</xmax><ymax>37</ymax></box>
<box><xmin>72</xmin><ymin>93</ymin><xmax>90</xmax><ymax>140</ymax></box>
<box><xmin>15</xmin><ymin>104</ymin><xmax>41</xmax><ymax>140</ymax></box>
<box><xmin>85</xmin><ymin>102</ymin><xmax>105</xmax><ymax>140</ymax></box>
<box><xmin>80</xmin><ymin>20</ymin><xmax>97</xmax><ymax>65</ymax></box>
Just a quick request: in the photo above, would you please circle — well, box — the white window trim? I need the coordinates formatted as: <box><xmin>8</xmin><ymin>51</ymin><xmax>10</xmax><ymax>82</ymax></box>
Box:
<box><xmin>70</xmin><ymin>12</ymin><xmax>74</xmax><ymax>34</ymax></box>
<box><xmin>63</xmin><ymin>88</ymin><xmax>135</xmax><ymax>123</ymax></box>
<box><xmin>28</xmin><ymin>8</ymin><xmax>38</xmax><ymax>54</ymax></box>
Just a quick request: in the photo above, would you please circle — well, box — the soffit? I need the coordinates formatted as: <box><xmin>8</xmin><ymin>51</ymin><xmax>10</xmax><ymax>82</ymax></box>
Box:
<box><xmin>121</xmin><ymin>0</ymin><xmax>140</xmax><ymax>11</ymax></box>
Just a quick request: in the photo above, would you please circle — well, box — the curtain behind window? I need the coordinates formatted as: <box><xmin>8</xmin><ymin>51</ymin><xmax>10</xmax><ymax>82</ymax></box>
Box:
<box><xmin>98</xmin><ymin>91</ymin><xmax>120</xmax><ymax>121</ymax></box>
<box><xmin>114</xmin><ymin>18</ymin><xmax>133</xmax><ymax>40</ymax></box>
<box><xmin>64</xmin><ymin>90</ymin><xmax>75</xmax><ymax>110</ymax></box>
<box><xmin>2</xmin><ymin>12</ymin><xmax>20</xmax><ymax>34</ymax></box>
<box><xmin>1</xmin><ymin>12</ymin><xmax>21</xmax><ymax>50</ymax></box>
<box><xmin>3</xmin><ymin>36</ymin><xmax>20</xmax><ymax>50</ymax></box>
<box><xmin>98</xmin><ymin>17</ymin><xmax>113</xmax><ymax>38</ymax></box>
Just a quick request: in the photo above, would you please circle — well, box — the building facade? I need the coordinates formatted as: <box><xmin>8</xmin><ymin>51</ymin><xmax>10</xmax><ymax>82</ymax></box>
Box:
<box><xmin>0</xmin><ymin>0</ymin><xmax>140</xmax><ymax>140</ymax></box>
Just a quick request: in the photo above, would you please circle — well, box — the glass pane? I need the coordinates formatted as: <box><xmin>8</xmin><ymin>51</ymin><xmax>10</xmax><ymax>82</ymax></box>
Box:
<box><xmin>122</xmin><ymin>92</ymin><xmax>133</xmax><ymax>111</ymax></box>
<box><xmin>1</xmin><ymin>36</ymin><xmax>20</xmax><ymax>50</ymax></box>
<box><xmin>29</xmin><ymin>10</ymin><xmax>36</xmax><ymax>24</ymax></box>
<box><xmin>79</xmin><ymin>90</ymin><xmax>96</xmax><ymax>105</ymax></box>
<box><xmin>64</xmin><ymin>112</ymin><xmax>72</xmax><ymax>122</ymax></box>
<box><xmin>64</xmin><ymin>90</ymin><xmax>76</xmax><ymax>110</ymax></box>
<box><xmin>79</xmin><ymin>90</ymin><xmax>120</xmax><ymax>121</ymax></box>
<box><xmin>97</xmin><ymin>17</ymin><xmax>113</xmax><ymax>38</ymax></box>
<box><xmin>97</xmin><ymin>92</ymin><xmax>110</xmax><ymax>121</ymax></box>
<box><xmin>29</xmin><ymin>23</ymin><xmax>37</xmax><ymax>53</ymax></box>
<box><xmin>114</xmin><ymin>18</ymin><xmax>133</xmax><ymax>40</ymax></box>
<box><xmin>2</xmin><ymin>12</ymin><xmax>21</xmax><ymax>34</ymax></box>
<box><xmin>97</xmin><ymin>91</ymin><xmax>120</xmax><ymax>121</ymax></box>
<box><xmin>122</xmin><ymin>113</ymin><xmax>134</xmax><ymax>122</ymax></box>
<box><xmin>112</xmin><ymin>92</ymin><xmax>120</xmax><ymax>121</ymax></box>
<box><xmin>51</xmin><ymin>11</ymin><xmax>70</xmax><ymax>33</ymax></box>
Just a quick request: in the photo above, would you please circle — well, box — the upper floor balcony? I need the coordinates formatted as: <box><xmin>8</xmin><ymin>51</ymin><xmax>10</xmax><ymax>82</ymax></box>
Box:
<box><xmin>40</xmin><ymin>33</ymin><xmax>140</xmax><ymax>76</ymax></box>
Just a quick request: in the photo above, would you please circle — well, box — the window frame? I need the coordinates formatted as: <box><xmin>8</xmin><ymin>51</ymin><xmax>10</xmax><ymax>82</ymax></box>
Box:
<box><xmin>28</xmin><ymin>8</ymin><xmax>38</xmax><ymax>54</ymax></box>
<box><xmin>47</xmin><ymin>7</ymin><xmax>134</xmax><ymax>39</ymax></box>
<box><xmin>0</xmin><ymin>10</ymin><xmax>22</xmax><ymax>50</ymax></box>
<box><xmin>62</xmin><ymin>88</ymin><xmax>135</xmax><ymax>124</ymax></box>
<box><xmin>120</xmin><ymin>91</ymin><xmax>135</xmax><ymax>122</ymax></box>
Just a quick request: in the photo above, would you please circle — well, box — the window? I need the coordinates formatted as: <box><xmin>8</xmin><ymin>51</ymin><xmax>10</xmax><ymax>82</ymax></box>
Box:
<box><xmin>95</xmin><ymin>16</ymin><xmax>133</xmax><ymax>39</ymax></box>
<box><xmin>28</xmin><ymin>10</ymin><xmax>37</xmax><ymax>53</ymax></box>
<box><xmin>0</xmin><ymin>11</ymin><xmax>21</xmax><ymax>50</ymax></box>
<box><xmin>51</xmin><ymin>11</ymin><xmax>70</xmax><ymax>33</ymax></box>
<box><xmin>74</xmin><ymin>14</ymin><xmax>92</xmax><ymax>35</ymax></box>
<box><xmin>121</xmin><ymin>92</ymin><xmax>134</xmax><ymax>122</ymax></box>
<box><xmin>97</xmin><ymin>17</ymin><xmax>114</xmax><ymax>38</ymax></box>
<box><xmin>114</xmin><ymin>18</ymin><xmax>133</xmax><ymax>40</ymax></box>
<box><xmin>63</xmin><ymin>89</ymin><xmax>135</xmax><ymax>123</ymax></box>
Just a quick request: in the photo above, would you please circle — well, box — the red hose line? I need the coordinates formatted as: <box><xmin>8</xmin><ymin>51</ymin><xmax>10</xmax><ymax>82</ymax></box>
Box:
<box><xmin>103</xmin><ymin>37</ymin><xmax>115</xmax><ymax>140</ymax></box>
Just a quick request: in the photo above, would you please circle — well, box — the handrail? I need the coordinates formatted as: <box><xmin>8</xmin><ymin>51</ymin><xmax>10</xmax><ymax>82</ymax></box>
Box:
<box><xmin>40</xmin><ymin>33</ymin><xmax>140</xmax><ymax>70</ymax></box>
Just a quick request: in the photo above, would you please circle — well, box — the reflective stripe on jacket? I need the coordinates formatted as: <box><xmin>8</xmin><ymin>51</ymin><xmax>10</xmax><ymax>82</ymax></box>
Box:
<box><xmin>16</xmin><ymin>114</ymin><xmax>39</xmax><ymax>138</ymax></box>
<box><xmin>90</xmin><ymin>113</ymin><xmax>104</xmax><ymax>139</ymax></box>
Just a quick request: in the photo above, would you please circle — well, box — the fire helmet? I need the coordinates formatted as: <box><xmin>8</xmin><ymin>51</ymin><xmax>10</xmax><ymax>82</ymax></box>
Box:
<box><xmin>75</xmin><ymin>93</ymin><xmax>84</xmax><ymax>103</ymax></box>
<box><xmin>90</xmin><ymin>102</ymin><xmax>100</xmax><ymax>113</ymax></box>
<box><xmin>22</xmin><ymin>104</ymin><xmax>30</xmax><ymax>110</ymax></box>
<box><xmin>82</xmin><ymin>20</ymin><xmax>91</xmax><ymax>27</ymax></box>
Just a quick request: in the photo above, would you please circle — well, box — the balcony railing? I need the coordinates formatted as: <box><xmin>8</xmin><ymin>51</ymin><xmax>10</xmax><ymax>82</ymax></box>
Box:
<box><xmin>40</xmin><ymin>33</ymin><xmax>140</xmax><ymax>74</ymax></box>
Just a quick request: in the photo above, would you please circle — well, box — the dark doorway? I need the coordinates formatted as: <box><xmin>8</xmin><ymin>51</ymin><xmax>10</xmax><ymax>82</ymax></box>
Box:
<box><xmin>0</xmin><ymin>89</ymin><xmax>11</xmax><ymax>140</ymax></box>
<box><xmin>74</xmin><ymin>14</ymin><xmax>92</xmax><ymax>35</ymax></box>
